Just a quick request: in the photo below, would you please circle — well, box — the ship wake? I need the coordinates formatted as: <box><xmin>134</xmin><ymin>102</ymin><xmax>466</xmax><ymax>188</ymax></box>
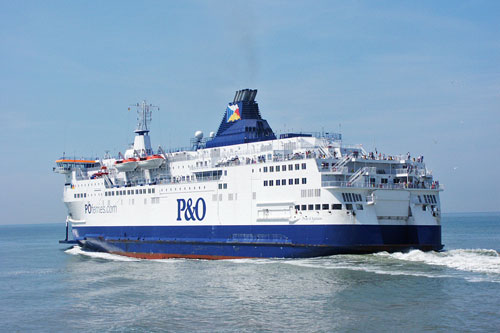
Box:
<box><xmin>65</xmin><ymin>246</ymin><xmax>140</xmax><ymax>262</ymax></box>
<box><xmin>375</xmin><ymin>249</ymin><xmax>500</xmax><ymax>275</ymax></box>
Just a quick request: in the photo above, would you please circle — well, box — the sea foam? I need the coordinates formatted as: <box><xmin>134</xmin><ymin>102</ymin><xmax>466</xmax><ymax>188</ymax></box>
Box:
<box><xmin>376</xmin><ymin>249</ymin><xmax>500</xmax><ymax>275</ymax></box>
<box><xmin>65</xmin><ymin>246</ymin><xmax>140</xmax><ymax>262</ymax></box>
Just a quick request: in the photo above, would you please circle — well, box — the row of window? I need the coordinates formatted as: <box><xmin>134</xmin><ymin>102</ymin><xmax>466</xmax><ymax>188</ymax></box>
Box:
<box><xmin>342</xmin><ymin>193</ymin><xmax>364</xmax><ymax>203</ymax></box>
<box><xmin>212</xmin><ymin>193</ymin><xmax>239</xmax><ymax>201</ymax></box>
<box><xmin>294</xmin><ymin>203</ymin><xmax>363</xmax><ymax>211</ymax></box>
<box><xmin>420</xmin><ymin>194</ymin><xmax>437</xmax><ymax>204</ymax></box>
<box><xmin>105</xmin><ymin>188</ymin><xmax>156</xmax><ymax>196</ymax></box>
<box><xmin>74</xmin><ymin>193</ymin><xmax>86</xmax><ymax>198</ymax></box>
<box><xmin>301</xmin><ymin>189</ymin><xmax>322</xmax><ymax>198</ymax></box>
<box><xmin>264</xmin><ymin>178</ymin><xmax>307</xmax><ymax>187</ymax></box>
<box><xmin>218</xmin><ymin>183</ymin><xmax>228</xmax><ymax>190</ymax></box>
<box><xmin>263</xmin><ymin>163</ymin><xmax>306</xmax><ymax>173</ymax></box>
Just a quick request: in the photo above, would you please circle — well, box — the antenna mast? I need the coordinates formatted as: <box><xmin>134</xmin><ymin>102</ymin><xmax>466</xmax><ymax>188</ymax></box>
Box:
<box><xmin>130</xmin><ymin>100</ymin><xmax>159</xmax><ymax>135</ymax></box>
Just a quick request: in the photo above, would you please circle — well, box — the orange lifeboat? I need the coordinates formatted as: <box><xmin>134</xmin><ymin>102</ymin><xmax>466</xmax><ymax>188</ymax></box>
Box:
<box><xmin>114</xmin><ymin>157</ymin><xmax>139</xmax><ymax>172</ymax></box>
<box><xmin>138</xmin><ymin>154</ymin><xmax>165</xmax><ymax>169</ymax></box>
<box><xmin>91</xmin><ymin>166</ymin><xmax>109</xmax><ymax>179</ymax></box>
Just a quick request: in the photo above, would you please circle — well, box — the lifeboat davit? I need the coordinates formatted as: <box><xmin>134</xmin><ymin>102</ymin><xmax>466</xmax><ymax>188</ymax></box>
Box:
<box><xmin>91</xmin><ymin>166</ymin><xmax>109</xmax><ymax>179</ymax></box>
<box><xmin>114</xmin><ymin>158</ymin><xmax>138</xmax><ymax>172</ymax></box>
<box><xmin>138</xmin><ymin>154</ymin><xmax>165</xmax><ymax>169</ymax></box>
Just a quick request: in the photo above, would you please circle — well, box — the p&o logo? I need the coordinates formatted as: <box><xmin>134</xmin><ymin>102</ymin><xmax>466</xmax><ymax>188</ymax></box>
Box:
<box><xmin>177</xmin><ymin>198</ymin><xmax>206</xmax><ymax>221</ymax></box>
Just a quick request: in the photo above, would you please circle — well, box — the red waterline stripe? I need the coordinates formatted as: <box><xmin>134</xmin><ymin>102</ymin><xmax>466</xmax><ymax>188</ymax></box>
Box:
<box><xmin>111</xmin><ymin>251</ymin><xmax>252</xmax><ymax>260</ymax></box>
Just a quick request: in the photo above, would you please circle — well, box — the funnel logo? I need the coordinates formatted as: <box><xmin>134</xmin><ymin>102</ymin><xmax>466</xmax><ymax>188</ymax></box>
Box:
<box><xmin>226</xmin><ymin>103</ymin><xmax>241</xmax><ymax>122</ymax></box>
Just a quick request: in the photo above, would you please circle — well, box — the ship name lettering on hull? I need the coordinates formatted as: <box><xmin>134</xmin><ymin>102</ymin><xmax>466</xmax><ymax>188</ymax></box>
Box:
<box><xmin>177</xmin><ymin>198</ymin><xmax>206</xmax><ymax>221</ymax></box>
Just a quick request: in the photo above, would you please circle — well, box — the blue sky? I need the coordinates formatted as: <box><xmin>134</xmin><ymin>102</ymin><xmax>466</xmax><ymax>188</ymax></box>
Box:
<box><xmin>1</xmin><ymin>0</ymin><xmax>499</xmax><ymax>224</ymax></box>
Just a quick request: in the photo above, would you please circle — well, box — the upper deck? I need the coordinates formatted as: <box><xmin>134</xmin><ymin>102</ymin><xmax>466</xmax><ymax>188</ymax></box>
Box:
<box><xmin>54</xmin><ymin>89</ymin><xmax>442</xmax><ymax>193</ymax></box>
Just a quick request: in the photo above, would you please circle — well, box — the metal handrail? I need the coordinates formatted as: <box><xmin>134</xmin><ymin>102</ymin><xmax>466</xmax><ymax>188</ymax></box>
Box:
<box><xmin>321</xmin><ymin>181</ymin><xmax>443</xmax><ymax>190</ymax></box>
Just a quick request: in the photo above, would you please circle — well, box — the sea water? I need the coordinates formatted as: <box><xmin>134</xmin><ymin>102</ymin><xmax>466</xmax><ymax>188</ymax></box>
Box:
<box><xmin>1</xmin><ymin>213</ymin><xmax>499</xmax><ymax>332</ymax></box>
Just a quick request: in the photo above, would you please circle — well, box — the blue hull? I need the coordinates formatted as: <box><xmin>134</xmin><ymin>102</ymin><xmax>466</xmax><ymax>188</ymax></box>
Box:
<box><xmin>72</xmin><ymin>224</ymin><xmax>443</xmax><ymax>259</ymax></box>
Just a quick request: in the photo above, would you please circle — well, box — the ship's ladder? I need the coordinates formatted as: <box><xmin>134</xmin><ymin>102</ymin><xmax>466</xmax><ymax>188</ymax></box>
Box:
<box><xmin>348</xmin><ymin>166</ymin><xmax>376</xmax><ymax>184</ymax></box>
<box><xmin>332</xmin><ymin>153</ymin><xmax>352</xmax><ymax>170</ymax></box>
<box><xmin>317</xmin><ymin>140</ymin><xmax>332</xmax><ymax>159</ymax></box>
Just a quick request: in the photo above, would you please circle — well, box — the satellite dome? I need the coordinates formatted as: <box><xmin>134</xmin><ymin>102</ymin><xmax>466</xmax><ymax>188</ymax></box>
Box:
<box><xmin>194</xmin><ymin>130</ymin><xmax>203</xmax><ymax>140</ymax></box>
<box><xmin>209</xmin><ymin>131</ymin><xmax>215</xmax><ymax>138</ymax></box>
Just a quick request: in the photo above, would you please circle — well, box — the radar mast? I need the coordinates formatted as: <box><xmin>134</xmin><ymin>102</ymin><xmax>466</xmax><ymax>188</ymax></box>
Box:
<box><xmin>129</xmin><ymin>100</ymin><xmax>159</xmax><ymax>135</ymax></box>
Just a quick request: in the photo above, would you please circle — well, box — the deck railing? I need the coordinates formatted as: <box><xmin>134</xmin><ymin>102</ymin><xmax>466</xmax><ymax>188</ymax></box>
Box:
<box><xmin>321</xmin><ymin>181</ymin><xmax>443</xmax><ymax>190</ymax></box>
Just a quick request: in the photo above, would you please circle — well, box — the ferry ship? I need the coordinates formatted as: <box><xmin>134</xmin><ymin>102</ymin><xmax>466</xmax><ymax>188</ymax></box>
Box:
<box><xmin>55</xmin><ymin>89</ymin><xmax>443</xmax><ymax>259</ymax></box>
